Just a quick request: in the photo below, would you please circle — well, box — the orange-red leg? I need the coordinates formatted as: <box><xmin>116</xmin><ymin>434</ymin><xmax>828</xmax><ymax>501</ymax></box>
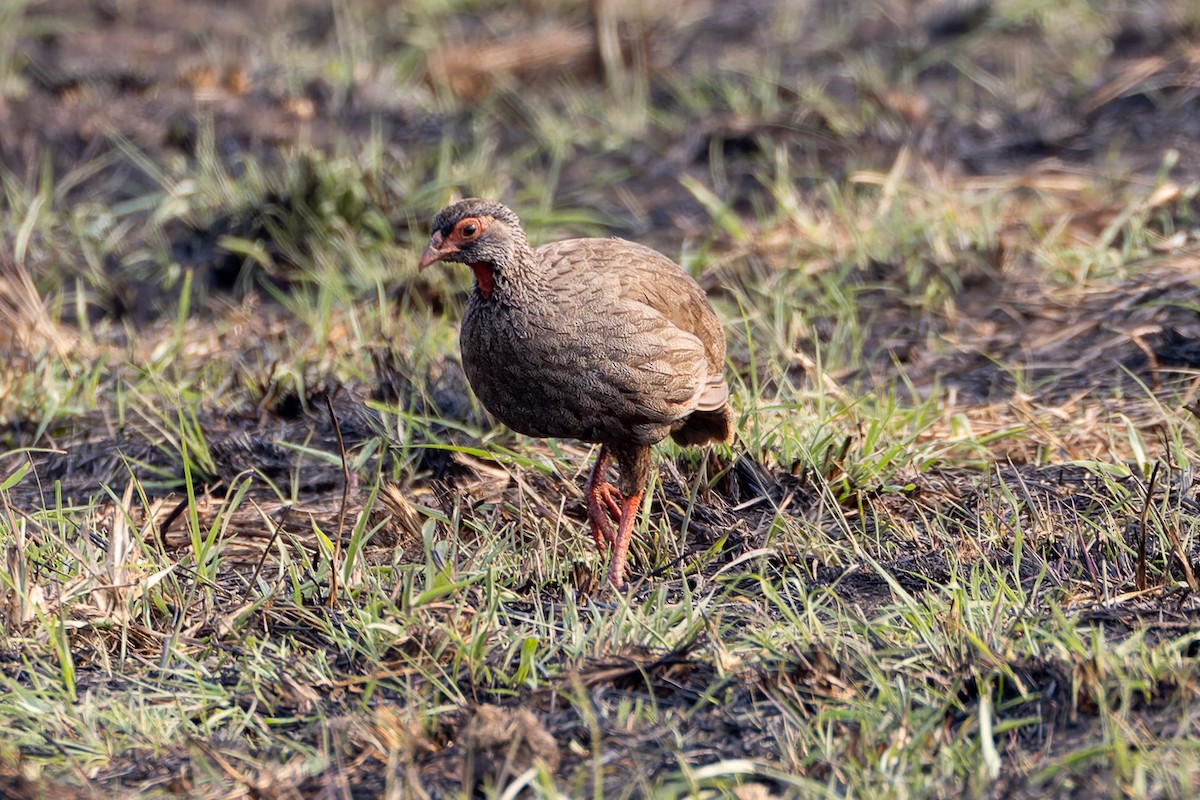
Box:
<box><xmin>604</xmin><ymin>489</ymin><xmax>644</xmax><ymax>589</ymax></box>
<box><xmin>585</xmin><ymin>448</ymin><xmax>620</xmax><ymax>551</ymax></box>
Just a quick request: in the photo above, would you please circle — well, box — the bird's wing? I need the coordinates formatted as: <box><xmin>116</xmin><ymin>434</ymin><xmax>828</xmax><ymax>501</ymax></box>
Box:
<box><xmin>536</xmin><ymin>238</ymin><xmax>728</xmax><ymax>419</ymax></box>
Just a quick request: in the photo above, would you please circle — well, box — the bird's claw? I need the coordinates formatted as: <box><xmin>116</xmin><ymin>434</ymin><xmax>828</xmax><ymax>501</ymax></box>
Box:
<box><xmin>596</xmin><ymin>483</ymin><xmax>623</xmax><ymax>522</ymax></box>
<box><xmin>586</xmin><ymin>480</ymin><xmax>623</xmax><ymax>553</ymax></box>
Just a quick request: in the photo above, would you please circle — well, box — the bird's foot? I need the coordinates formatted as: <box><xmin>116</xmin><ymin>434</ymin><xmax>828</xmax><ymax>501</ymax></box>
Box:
<box><xmin>587</xmin><ymin>517</ymin><xmax>614</xmax><ymax>553</ymax></box>
<box><xmin>586</xmin><ymin>503</ymin><xmax>617</xmax><ymax>551</ymax></box>
<box><xmin>585</xmin><ymin>447</ymin><xmax>622</xmax><ymax>534</ymax></box>
<box><xmin>585</xmin><ymin>480</ymin><xmax>623</xmax><ymax>552</ymax></box>
<box><xmin>595</xmin><ymin>482</ymin><xmax>623</xmax><ymax>522</ymax></box>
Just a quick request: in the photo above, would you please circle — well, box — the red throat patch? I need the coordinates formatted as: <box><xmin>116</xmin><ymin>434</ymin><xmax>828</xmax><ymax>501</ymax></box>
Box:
<box><xmin>469</xmin><ymin>262</ymin><xmax>495</xmax><ymax>299</ymax></box>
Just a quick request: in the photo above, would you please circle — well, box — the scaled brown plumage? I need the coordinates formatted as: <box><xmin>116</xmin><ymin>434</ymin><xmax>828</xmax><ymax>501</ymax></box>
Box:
<box><xmin>419</xmin><ymin>199</ymin><xmax>733</xmax><ymax>587</ymax></box>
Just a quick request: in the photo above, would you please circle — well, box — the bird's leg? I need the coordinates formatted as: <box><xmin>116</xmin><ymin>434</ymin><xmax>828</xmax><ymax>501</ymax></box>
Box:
<box><xmin>585</xmin><ymin>447</ymin><xmax>620</xmax><ymax>550</ymax></box>
<box><xmin>604</xmin><ymin>444</ymin><xmax>651</xmax><ymax>589</ymax></box>
<box><xmin>604</xmin><ymin>489</ymin><xmax>644</xmax><ymax>589</ymax></box>
<box><xmin>590</xmin><ymin>446</ymin><xmax>624</xmax><ymax>521</ymax></box>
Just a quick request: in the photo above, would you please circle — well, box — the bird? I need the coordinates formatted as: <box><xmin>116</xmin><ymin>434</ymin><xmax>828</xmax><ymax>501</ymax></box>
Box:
<box><xmin>418</xmin><ymin>198</ymin><xmax>733</xmax><ymax>588</ymax></box>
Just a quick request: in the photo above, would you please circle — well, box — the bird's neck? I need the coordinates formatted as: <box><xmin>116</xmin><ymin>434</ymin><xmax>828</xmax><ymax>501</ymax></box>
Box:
<box><xmin>474</xmin><ymin>242</ymin><xmax>541</xmax><ymax>301</ymax></box>
<box><xmin>468</xmin><ymin>262</ymin><xmax>496</xmax><ymax>299</ymax></box>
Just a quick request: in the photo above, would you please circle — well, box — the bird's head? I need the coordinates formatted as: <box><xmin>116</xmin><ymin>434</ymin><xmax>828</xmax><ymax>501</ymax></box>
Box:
<box><xmin>418</xmin><ymin>199</ymin><xmax>527</xmax><ymax>294</ymax></box>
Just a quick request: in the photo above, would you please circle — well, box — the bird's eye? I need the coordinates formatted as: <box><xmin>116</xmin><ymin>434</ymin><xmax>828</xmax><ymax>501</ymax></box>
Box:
<box><xmin>462</xmin><ymin>223</ymin><xmax>478</xmax><ymax>237</ymax></box>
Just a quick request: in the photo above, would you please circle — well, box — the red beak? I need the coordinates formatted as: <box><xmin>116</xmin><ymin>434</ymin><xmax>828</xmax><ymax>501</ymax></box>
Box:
<box><xmin>418</xmin><ymin>231</ymin><xmax>456</xmax><ymax>268</ymax></box>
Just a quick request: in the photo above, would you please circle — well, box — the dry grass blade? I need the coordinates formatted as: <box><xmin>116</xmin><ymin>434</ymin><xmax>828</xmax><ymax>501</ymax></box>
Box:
<box><xmin>1080</xmin><ymin>56</ymin><xmax>1170</xmax><ymax>116</ymax></box>
<box><xmin>97</xmin><ymin>479</ymin><xmax>137</xmax><ymax>619</ymax></box>
<box><xmin>1136</xmin><ymin>462</ymin><xmax>1156</xmax><ymax>592</ymax></box>
<box><xmin>241</xmin><ymin>501</ymin><xmax>292</xmax><ymax>604</ymax></box>
<box><xmin>2</xmin><ymin>496</ymin><xmax>46</xmax><ymax>629</ymax></box>
<box><xmin>326</xmin><ymin>392</ymin><xmax>351</xmax><ymax>608</ymax></box>
<box><xmin>0</xmin><ymin>252</ymin><xmax>75</xmax><ymax>370</ymax></box>
<box><xmin>1143</xmin><ymin>464</ymin><xmax>1199</xmax><ymax>592</ymax></box>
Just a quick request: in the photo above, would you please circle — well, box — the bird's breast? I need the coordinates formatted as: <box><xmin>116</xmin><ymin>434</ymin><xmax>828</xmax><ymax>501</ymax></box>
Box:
<box><xmin>459</xmin><ymin>298</ymin><xmax>634</xmax><ymax>440</ymax></box>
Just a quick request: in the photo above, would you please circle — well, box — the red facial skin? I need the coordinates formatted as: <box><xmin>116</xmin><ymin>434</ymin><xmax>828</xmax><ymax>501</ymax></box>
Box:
<box><xmin>418</xmin><ymin>216</ymin><xmax>495</xmax><ymax>298</ymax></box>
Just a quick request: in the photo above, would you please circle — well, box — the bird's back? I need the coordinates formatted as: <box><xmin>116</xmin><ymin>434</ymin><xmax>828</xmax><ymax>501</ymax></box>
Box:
<box><xmin>538</xmin><ymin>238</ymin><xmax>732</xmax><ymax>444</ymax></box>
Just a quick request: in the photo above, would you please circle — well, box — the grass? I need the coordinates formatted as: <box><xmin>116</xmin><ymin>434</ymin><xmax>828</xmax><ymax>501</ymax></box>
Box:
<box><xmin>2</xmin><ymin>0</ymin><xmax>1200</xmax><ymax>797</ymax></box>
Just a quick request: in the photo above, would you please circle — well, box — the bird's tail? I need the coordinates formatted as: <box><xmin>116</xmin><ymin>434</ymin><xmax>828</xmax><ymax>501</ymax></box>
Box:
<box><xmin>672</xmin><ymin>373</ymin><xmax>733</xmax><ymax>447</ymax></box>
<box><xmin>671</xmin><ymin>403</ymin><xmax>734</xmax><ymax>446</ymax></box>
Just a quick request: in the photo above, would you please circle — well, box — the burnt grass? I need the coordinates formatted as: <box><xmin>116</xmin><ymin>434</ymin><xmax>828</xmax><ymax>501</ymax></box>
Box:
<box><xmin>3</xmin><ymin>0</ymin><xmax>1200</xmax><ymax>797</ymax></box>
